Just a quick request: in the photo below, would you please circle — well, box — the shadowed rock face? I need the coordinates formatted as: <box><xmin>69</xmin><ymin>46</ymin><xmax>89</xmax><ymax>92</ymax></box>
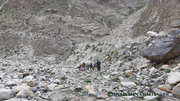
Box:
<box><xmin>143</xmin><ymin>37</ymin><xmax>180</xmax><ymax>63</ymax></box>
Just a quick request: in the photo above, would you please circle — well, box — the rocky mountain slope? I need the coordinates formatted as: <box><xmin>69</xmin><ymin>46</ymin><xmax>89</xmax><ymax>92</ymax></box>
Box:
<box><xmin>0</xmin><ymin>0</ymin><xmax>148</xmax><ymax>62</ymax></box>
<box><xmin>132</xmin><ymin>0</ymin><xmax>180</xmax><ymax>37</ymax></box>
<box><xmin>0</xmin><ymin>0</ymin><xmax>180</xmax><ymax>101</ymax></box>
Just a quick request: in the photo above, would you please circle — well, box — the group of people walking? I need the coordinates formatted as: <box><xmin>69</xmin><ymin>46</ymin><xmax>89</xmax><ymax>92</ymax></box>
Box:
<box><xmin>77</xmin><ymin>60</ymin><xmax>101</xmax><ymax>71</ymax></box>
<box><xmin>77</xmin><ymin>54</ymin><xmax>112</xmax><ymax>71</ymax></box>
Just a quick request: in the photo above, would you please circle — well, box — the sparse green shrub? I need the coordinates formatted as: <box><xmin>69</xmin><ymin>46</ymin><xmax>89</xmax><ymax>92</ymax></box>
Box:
<box><xmin>91</xmin><ymin>38</ymin><xmax>96</xmax><ymax>42</ymax></box>
<box><xmin>85</xmin><ymin>78</ymin><xmax>91</xmax><ymax>83</ymax></box>
<box><xmin>164</xmin><ymin>69</ymin><xmax>171</xmax><ymax>73</ymax></box>
<box><xmin>61</xmin><ymin>76</ymin><xmax>67</xmax><ymax>80</ymax></box>
<box><xmin>85</xmin><ymin>44</ymin><xmax>91</xmax><ymax>51</ymax></box>
<box><xmin>121</xmin><ymin>46</ymin><xmax>125</xmax><ymax>49</ymax></box>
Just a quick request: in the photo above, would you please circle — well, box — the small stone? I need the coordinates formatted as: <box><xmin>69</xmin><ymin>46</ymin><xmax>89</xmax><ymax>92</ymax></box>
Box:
<box><xmin>30</xmin><ymin>87</ymin><xmax>37</xmax><ymax>92</ymax></box>
<box><xmin>84</xmin><ymin>85</ymin><xmax>95</xmax><ymax>91</ymax></box>
<box><xmin>167</xmin><ymin>72</ymin><xmax>180</xmax><ymax>85</ymax></box>
<box><xmin>146</xmin><ymin>31</ymin><xmax>158</xmax><ymax>37</ymax></box>
<box><xmin>149</xmin><ymin>67</ymin><xmax>158</xmax><ymax>78</ymax></box>
<box><xmin>158</xmin><ymin>84</ymin><xmax>172</xmax><ymax>92</ymax></box>
<box><xmin>12</xmin><ymin>84</ymin><xmax>34</xmax><ymax>97</ymax></box>
<box><xmin>27</xmin><ymin>79</ymin><xmax>39</xmax><ymax>87</ymax></box>
<box><xmin>59</xmin><ymin>84</ymin><xmax>69</xmax><ymax>89</ymax></box>
<box><xmin>123</xmin><ymin>96</ymin><xmax>134</xmax><ymax>99</ymax></box>
<box><xmin>144</xmin><ymin>96</ymin><xmax>158</xmax><ymax>100</ymax></box>
<box><xmin>141</xmin><ymin>69</ymin><xmax>148</xmax><ymax>75</ymax></box>
<box><xmin>0</xmin><ymin>84</ymin><xmax>5</xmax><ymax>88</ymax></box>
<box><xmin>103</xmin><ymin>75</ymin><xmax>110</xmax><ymax>79</ymax></box>
<box><xmin>172</xmin><ymin>83</ymin><xmax>180</xmax><ymax>98</ymax></box>
<box><xmin>121</xmin><ymin>82</ymin><xmax>136</xmax><ymax>87</ymax></box>
<box><xmin>125</xmin><ymin>70</ymin><xmax>133</xmax><ymax>77</ymax></box>
<box><xmin>171</xmin><ymin>66</ymin><xmax>179</xmax><ymax>72</ymax></box>
<box><xmin>0</xmin><ymin>88</ymin><xmax>13</xmax><ymax>100</ymax></box>
<box><xmin>15</xmin><ymin>64</ymin><xmax>21</xmax><ymax>67</ymax></box>
<box><xmin>111</xmin><ymin>72</ymin><xmax>119</xmax><ymax>75</ymax></box>
<box><xmin>88</xmin><ymin>90</ymin><xmax>96</xmax><ymax>96</ymax></box>
<box><xmin>97</xmin><ymin>93</ymin><xmax>108</xmax><ymax>99</ymax></box>
<box><xmin>48</xmin><ymin>83</ymin><xmax>57</xmax><ymax>90</ymax></box>
<box><xmin>5</xmin><ymin>81</ymin><xmax>17</xmax><ymax>87</ymax></box>
<box><xmin>160</xmin><ymin>65</ymin><xmax>169</xmax><ymax>70</ymax></box>
<box><xmin>122</xmin><ymin>62</ymin><xmax>129</xmax><ymax>70</ymax></box>
<box><xmin>23</xmin><ymin>75</ymin><xmax>34</xmax><ymax>82</ymax></box>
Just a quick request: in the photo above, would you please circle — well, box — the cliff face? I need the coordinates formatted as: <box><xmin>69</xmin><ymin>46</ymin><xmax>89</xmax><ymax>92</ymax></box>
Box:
<box><xmin>132</xmin><ymin>0</ymin><xmax>180</xmax><ymax>37</ymax></box>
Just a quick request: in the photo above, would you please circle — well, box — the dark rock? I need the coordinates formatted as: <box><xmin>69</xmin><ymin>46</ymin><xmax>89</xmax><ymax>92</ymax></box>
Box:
<box><xmin>143</xmin><ymin>37</ymin><xmax>180</xmax><ymax>63</ymax></box>
<box><xmin>168</xmin><ymin>28</ymin><xmax>180</xmax><ymax>37</ymax></box>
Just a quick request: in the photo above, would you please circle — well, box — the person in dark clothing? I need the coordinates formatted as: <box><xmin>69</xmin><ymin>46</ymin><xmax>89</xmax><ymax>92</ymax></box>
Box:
<box><xmin>97</xmin><ymin>60</ymin><xmax>101</xmax><ymax>71</ymax></box>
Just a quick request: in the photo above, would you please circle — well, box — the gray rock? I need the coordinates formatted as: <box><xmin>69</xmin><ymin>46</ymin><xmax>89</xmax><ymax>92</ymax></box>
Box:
<box><xmin>0</xmin><ymin>84</ymin><xmax>5</xmax><ymax>88</ymax></box>
<box><xmin>168</xmin><ymin>28</ymin><xmax>180</xmax><ymax>37</ymax></box>
<box><xmin>97</xmin><ymin>93</ymin><xmax>108</xmax><ymax>99</ymax></box>
<box><xmin>144</xmin><ymin>96</ymin><xmax>158</xmax><ymax>100</ymax></box>
<box><xmin>121</xmin><ymin>82</ymin><xmax>136</xmax><ymax>87</ymax></box>
<box><xmin>88</xmin><ymin>90</ymin><xmax>96</xmax><ymax>96</ymax></box>
<box><xmin>149</xmin><ymin>67</ymin><xmax>158</xmax><ymax>78</ymax></box>
<box><xmin>0</xmin><ymin>88</ymin><xmax>13</xmax><ymax>100</ymax></box>
<box><xmin>167</xmin><ymin>72</ymin><xmax>180</xmax><ymax>85</ymax></box>
<box><xmin>15</xmin><ymin>64</ymin><xmax>21</xmax><ymax>67</ymax></box>
<box><xmin>158</xmin><ymin>84</ymin><xmax>172</xmax><ymax>92</ymax></box>
<box><xmin>23</xmin><ymin>75</ymin><xmax>34</xmax><ymax>82</ymax></box>
<box><xmin>172</xmin><ymin>83</ymin><xmax>180</xmax><ymax>98</ymax></box>
<box><xmin>143</xmin><ymin>37</ymin><xmax>180</xmax><ymax>63</ymax></box>
<box><xmin>6</xmin><ymin>81</ymin><xmax>17</xmax><ymax>87</ymax></box>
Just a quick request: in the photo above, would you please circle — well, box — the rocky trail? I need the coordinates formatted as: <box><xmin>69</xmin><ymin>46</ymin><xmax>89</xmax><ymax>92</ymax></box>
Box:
<box><xmin>0</xmin><ymin>0</ymin><xmax>180</xmax><ymax>101</ymax></box>
<box><xmin>0</xmin><ymin>54</ymin><xmax>180</xmax><ymax>101</ymax></box>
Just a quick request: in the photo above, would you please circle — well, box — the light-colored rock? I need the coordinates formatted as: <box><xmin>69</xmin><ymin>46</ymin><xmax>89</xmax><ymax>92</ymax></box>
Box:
<box><xmin>6</xmin><ymin>81</ymin><xmax>17</xmax><ymax>86</ymax></box>
<box><xmin>144</xmin><ymin>96</ymin><xmax>158</xmax><ymax>100</ymax></box>
<box><xmin>171</xmin><ymin>66</ymin><xmax>179</xmax><ymax>72</ymax></box>
<box><xmin>167</xmin><ymin>72</ymin><xmax>180</xmax><ymax>85</ymax></box>
<box><xmin>125</xmin><ymin>70</ymin><xmax>133</xmax><ymax>76</ymax></box>
<box><xmin>16</xmin><ymin>89</ymin><xmax>29</xmax><ymax>98</ymax></box>
<box><xmin>146</xmin><ymin>31</ymin><xmax>158</xmax><ymax>37</ymax></box>
<box><xmin>97</xmin><ymin>93</ymin><xmax>108</xmax><ymax>99</ymax></box>
<box><xmin>158</xmin><ymin>84</ymin><xmax>172</xmax><ymax>92</ymax></box>
<box><xmin>121</xmin><ymin>82</ymin><xmax>136</xmax><ymax>87</ymax></box>
<box><xmin>0</xmin><ymin>88</ymin><xmax>13</xmax><ymax>100</ymax></box>
<box><xmin>122</xmin><ymin>62</ymin><xmax>129</xmax><ymax>70</ymax></box>
<box><xmin>141</xmin><ymin>69</ymin><xmax>148</xmax><ymax>75</ymax></box>
<box><xmin>12</xmin><ymin>84</ymin><xmax>34</xmax><ymax>97</ymax></box>
<box><xmin>84</xmin><ymin>85</ymin><xmax>95</xmax><ymax>92</ymax></box>
<box><xmin>48</xmin><ymin>84</ymin><xmax>57</xmax><ymax>90</ymax></box>
<box><xmin>58</xmin><ymin>84</ymin><xmax>69</xmax><ymax>89</ymax></box>
<box><xmin>172</xmin><ymin>83</ymin><xmax>180</xmax><ymax>98</ymax></box>
<box><xmin>27</xmin><ymin>79</ymin><xmax>38</xmax><ymax>87</ymax></box>
<box><xmin>23</xmin><ymin>75</ymin><xmax>34</xmax><ymax>82</ymax></box>
<box><xmin>88</xmin><ymin>90</ymin><xmax>96</xmax><ymax>96</ymax></box>
<box><xmin>4</xmin><ymin>98</ymin><xmax>30</xmax><ymax>101</ymax></box>
<box><xmin>160</xmin><ymin>65</ymin><xmax>169</xmax><ymax>70</ymax></box>
<box><xmin>103</xmin><ymin>75</ymin><xmax>110</xmax><ymax>79</ymax></box>
<box><xmin>149</xmin><ymin>67</ymin><xmax>158</xmax><ymax>78</ymax></box>
<box><xmin>111</xmin><ymin>72</ymin><xmax>119</xmax><ymax>75</ymax></box>
<box><xmin>0</xmin><ymin>84</ymin><xmax>5</xmax><ymax>88</ymax></box>
<box><xmin>122</xmin><ymin>96</ymin><xmax>134</xmax><ymax>99</ymax></box>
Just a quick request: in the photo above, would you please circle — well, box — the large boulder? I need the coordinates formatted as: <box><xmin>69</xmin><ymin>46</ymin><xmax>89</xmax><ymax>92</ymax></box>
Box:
<box><xmin>143</xmin><ymin>37</ymin><xmax>180</xmax><ymax>63</ymax></box>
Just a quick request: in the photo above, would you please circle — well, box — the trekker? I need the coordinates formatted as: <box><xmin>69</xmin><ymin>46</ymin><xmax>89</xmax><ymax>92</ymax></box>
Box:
<box><xmin>108</xmin><ymin>54</ymin><xmax>112</xmax><ymax>64</ymax></box>
<box><xmin>97</xmin><ymin>60</ymin><xmax>101</xmax><ymax>71</ymax></box>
